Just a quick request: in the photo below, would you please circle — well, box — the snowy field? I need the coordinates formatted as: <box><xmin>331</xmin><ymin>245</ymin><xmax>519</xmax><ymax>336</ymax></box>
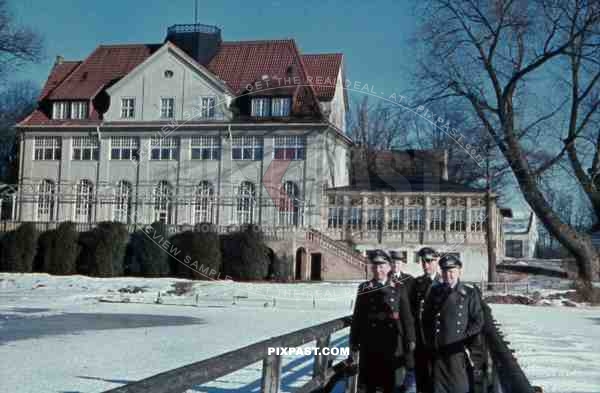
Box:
<box><xmin>0</xmin><ymin>273</ymin><xmax>598</xmax><ymax>393</ymax></box>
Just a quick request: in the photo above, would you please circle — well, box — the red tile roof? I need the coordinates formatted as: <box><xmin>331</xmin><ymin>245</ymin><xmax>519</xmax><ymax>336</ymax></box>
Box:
<box><xmin>301</xmin><ymin>53</ymin><xmax>342</xmax><ymax>101</ymax></box>
<box><xmin>47</xmin><ymin>44</ymin><xmax>161</xmax><ymax>100</ymax></box>
<box><xmin>38</xmin><ymin>61</ymin><xmax>81</xmax><ymax>100</ymax></box>
<box><xmin>21</xmin><ymin>39</ymin><xmax>342</xmax><ymax>126</ymax></box>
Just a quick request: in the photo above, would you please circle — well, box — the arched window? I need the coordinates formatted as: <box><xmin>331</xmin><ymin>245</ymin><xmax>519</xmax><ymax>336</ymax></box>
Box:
<box><xmin>37</xmin><ymin>179</ymin><xmax>55</xmax><ymax>221</ymax></box>
<box><xmin>113</xmin><ymin>181</ymin><xmax>132</xmax><ymax>223</ymax></box>
<box><xmin>237</xmin><ymin>181</ymin><xmax>255</xmax><ymax>224</ymax></box>
<box><xmin>194</xmin><ymin>181</ymin><xmax>214</xmax><ymax>224</ymax></box>
<box><xmin>154</xmin><ymin>181</ymin><xmax>173</xmax><ymax>224</ymax></box>
<box><xmin>75</xmin><ymin>179</ymin><xmax>93</xmax><ymax>223</ymax></box>
<box><xmin>278</xmin><ymin>181</ymin><xmax>300</xmax><ymax>226</ymax></box>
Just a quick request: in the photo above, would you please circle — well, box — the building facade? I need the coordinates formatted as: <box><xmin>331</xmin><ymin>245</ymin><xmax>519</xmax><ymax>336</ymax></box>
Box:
<box><xmin>13</xmin><ymin>23</ymin><xmax>503</xmax><ymax>281</ymax></box>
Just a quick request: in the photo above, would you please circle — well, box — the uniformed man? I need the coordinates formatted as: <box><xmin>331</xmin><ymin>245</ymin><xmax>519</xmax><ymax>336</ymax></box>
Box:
<box><xmin>421</xmin><ymin>255</ymin><xmax>484</xmax><ymax>393</ymax></box>
<box><xmin>389</xmin><ymin>250</ymin><xmax>417</xmax><ymax>393</ymax></box>
<box><xmin>412</xmin><ymin>247</ymin><xmax>442</xmax><ymax>393</ymax></box>
<box><xmin>349</xmin><ymin>250</ymin><xmax>416</xmax><ymax>393</ymax></box>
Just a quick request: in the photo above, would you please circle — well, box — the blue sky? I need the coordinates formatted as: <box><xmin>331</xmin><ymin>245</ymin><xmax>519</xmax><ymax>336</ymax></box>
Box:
<box><xmin>11</xmin><ymin>0</ymin><xmax>419</xmax><ymax>97</ymax></box>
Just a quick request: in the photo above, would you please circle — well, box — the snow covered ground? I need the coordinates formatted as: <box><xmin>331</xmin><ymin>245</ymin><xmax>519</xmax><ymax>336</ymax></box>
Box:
<box><xmin>0</xmin><ymin>273</ymin><xmax>598</xmax><ymax>393</ymax></box>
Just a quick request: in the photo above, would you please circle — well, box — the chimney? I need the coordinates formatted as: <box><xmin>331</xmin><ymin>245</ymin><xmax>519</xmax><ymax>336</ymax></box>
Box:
<box><xmin>165</xmin><ymin>23</ymin><xmax>221</xmax><ymax>65</ymax></box>
<box><xmin>55</xmin><ymin>55</ymin><xmax>64</xmax><ymax>65</ymax></box>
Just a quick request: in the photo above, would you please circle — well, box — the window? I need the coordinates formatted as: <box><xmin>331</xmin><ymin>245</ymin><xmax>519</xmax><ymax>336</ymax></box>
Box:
<box><xmin>191</xmin><ymin>136</ymin><xmax>220</xmax><ymax>160</ymax></box>
<box><xmin>150</xmin><ymin>137</ymin><xmax>179</xmax><ymax>160</ymax></box>
<box><xmin>407</xmin><ymin>207</ymin><xmax>424</xmax><ymax>231</ymax></box>
<box><xmin>194</xmin><ymin>181</ymin><xmax>214</xmax><ymax>224</ymax></box>
<box><xmin>367</xmin><ymin>208</ymin><xmax>383</xmax><ymax>231</ymax></box>
<box><xmin>348</xmin><ymin>207</ymin><xmax>362</xmax><ymax>231</ymax></box>
<box><xmin>37</xmin><ymin>180</ymin><xmax>55</xmax><ymax>221</ymax></box>
<box><xmin>52</xmin><ymin>101</ymin><xmax>69</xmax><ymax>119</ymax></box>
<box><xmin>164</xmin><ymin>70</ymin><xmax>174</xmax><ymax>78</ymax></box>
<box><xmin>505</xmin><ymin>240</ymin><xmax>524</xmax><ymax>258</ymax></box>
<box><xmin>75</xmin><ymin>179</ymin><xmax>93</xmax><ymax>223</ymax></box>
<box><xmin>70</xmin><ymin>102</ymin><xmax>88</xmax><ymax>119</ymax></box>
<box><xmin>327</xmin><ymin>207</ymin><xmax>344</xmax><ymax>229</ymax></box>
<box><xmin>111</xmin><ymin>136</ymin><xmax>139</xmax><ymax>160</ymax></box>
<box><xmin>471</xmin><ymin>208</ymin><xmax>487</xmax><ymax>232</ymax></box>
<box><xmin>113</xmin><ymin>181</ymin><xmax>132</xmax><ymax>223</ymax></box>
<box><xmin>34</xmin><ymin>136</ymin><xmax>61</xmax><ymax>160</ymax></box>
<box><xmin>273</xmin><ymin>136</ymin><xmax>305</xmax><ymax>160</ymax></box>
<box><xmin>200</xmin><ymin>97</ymin><xmax>216</xmax><ymax>118</ymax></box>
<box><xmin>237</xmin><ymin>181</ymin><xmax>256</xmax><ymax>224</ymax></box>
<box><xmin>72</xmin><ymin>136</ymin><xmax>99</xmax><ymax>160</ymax></box>
<box><xmin>121</xmin><ymin>98</ymin><xmax>135</xmax><ymax>119</ymax></box>
<box><xmin>251</xmin><ymin>97</ymin><xmax>270</xmax><ymax>117</ymax></box>
<box><xmin>231</xmin><ymin>136</ymin><xmax>263</xmax><ymax>160</ymax></box>
<box><xmin>429</xmin><ymin>208</ymin><xmax>446</xmax><ymax>231</ymax></box>
<box><xmin>449</xmin><ymin>209</ymin><xmax>466</xmax><ymax>231</ymax></box>
<box><xmin>387</xmin><ymin>208</ymin><xmax>404</xmax><ymax>231</ymax></box>
<box><xmin>154</xmin><ymin>181</ymin><xmax>173</xmax><ymax>224</ymax></box>
<box><xmin>160</xmin><ymin>97</ymin><xmax>175</xmax><ymax>119</ymax></box>
<box><xmin>278</xmin><ymin>181</ymin><xmax>300</xmax><ymax>226</ymax></box>
<box><xmin>271</xmin><ymin>97</ymin><xmax>291</xmax><ymax>116</ymax></box>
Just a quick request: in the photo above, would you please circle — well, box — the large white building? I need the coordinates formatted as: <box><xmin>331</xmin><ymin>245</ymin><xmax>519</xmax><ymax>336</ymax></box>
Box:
<box><xmin>13</xmin><ymin>23</ymin><xmax>504</xmax><ymax>281</ymax></box>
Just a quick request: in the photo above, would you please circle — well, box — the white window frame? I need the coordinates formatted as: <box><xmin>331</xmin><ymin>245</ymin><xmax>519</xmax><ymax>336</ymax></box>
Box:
<box><xmin>120</xmin><ymin>98</ymin><xmax>136</xmax><ymax>119</ymax></box>
<box><xmin>407</xmin><ymin>207</ymin><xmax>424</xmax><ymax>231</ymax></box>
<box><xmin>471</xmin><ymin>207</ymin><xmax>487</xmax><ymax>232</ymax></box>
<box><xmin>75</xmin><ymin>179</ymin><xmax>94</xmax><ymax>223</ymax></box>
<box><xmin>366</xmin><ymin>208</ymin><xmax>383</xmax><ymax>231</ymax></box>
<box><xmin>191</xmin><ymin>136</ymin><xmax>220</xmax><ymax>160</ymax></box>
<box><xmin>160</xmin><ymin>97</ymin><xmax>175</xmax><ymax>119</ymax></box>
<box><xmin>231</xmin><ymin>136</ymin><xmax>263</xmax><ymax>160</ymax></box>
<box><xmin>200</xmin><ymin>96</ymin><xmax>216</xmax><ymax>119</ymax></box>
<box><xmin>37</xmin><ymin>179</ymin><xmax>55</xmax><ymax>221</ymax></box>
<box><xmin>236</xmin><ymin>181</ymin><xmax>256</xmax><ymax>224</ymax></box>
<box><xmin>273</xmin><ymin>136</ymin><xmax>305</xmax><ymax>160</ymax></box>
<box><xmin>72</xmin><ymin>136</ymin><xmax>100</xmax><ymax>161</ymax></box>
<box><xmin>348</xmin><ymin>207</ymin><xmax>362</xmax><ymax>231</ymax></box>
<box><xmin>112</xmin><ymin>181</ymin><xmax>132</xmax><ymax>223</ymax></box>
<box><xmin>429</xmin><ymin>208</ymin><xmax>446</xmax><ymax>231</ymax></box>
<box><xmin>34</xmin><ymin>136</ymin><xmax>61</xmax><ymax>160</ymax></box>
<box><xmin>110</xmin><ymin>136</ymin><xmax>139</xmax><ymax>160</ymax></box>
<box><xmin>154</xmin><ymin>181</ymin><xmax>173</xmax><ymax>224</ymax></box>
<box><xmin>387</xmin><ymin>208</ymin><xmax>403</xmax><ymax>231</ymax></box>
<box><xmin>52</xmin><ymin>101</ymin><xmax>69</xmax><ymax>119</ymax></box>
<box><xmin>277</xmin><ymin>181</ymin><xmax>300</xmax><ymax>226</ymax></box>
<box><xmin>194</xmin><ymin>181</ymin><xmax>214</xmax><ymax>224</ymax></box>
<box><xmin>327</xmin><ymin>207</ymin><xmax>344</xmax><ymax>229</ymax></box>
<box><xmin>251</xmin><ymin>97</ymin><xmax>270</xmax><ymax>117</ymax></box>
<box><xmin>150</xmin><ymin>136</ymin><xmax>179</xmax><ymax>160</ymax></box>
<box><xmin>70</xmin><ymin>101</ymin><xmax>89</xmax><ymax>120</ymax></box>
<box><xmin>449</xmin><ymin>209</ymin><xmax>466</xmax><ymax>232</ymax></box>
<box><xmin>271</xmin><ymin>97</ymin><xmax>291</xmax><ymax>116</ymax></box>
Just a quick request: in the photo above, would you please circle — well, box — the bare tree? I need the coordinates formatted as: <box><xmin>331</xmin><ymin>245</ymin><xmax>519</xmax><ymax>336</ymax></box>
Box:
<box><xmin>412</xmin><ymin>0</ymin><xmax>600</xmax><ymax>281</ymax></box>
<box><xmin>0</xmin><ymin>0</ymin><xmax>43</xmax><ymax>80</ymax></box>
<box><xmin>0</xmin><ymin>79</ymin><xmax>38</xmax><ymax>182</ymax></box>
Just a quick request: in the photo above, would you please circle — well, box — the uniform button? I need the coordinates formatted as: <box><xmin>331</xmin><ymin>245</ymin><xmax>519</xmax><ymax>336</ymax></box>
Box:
<box><xmin>371</xmin><ymin>323</ymin><xmax>376</xmax><ymax>327</ymax></box>
<box><xmin>456</xmin><ymin>330</ymin><xmax>461</xmax><ymax>333</ymax></box>
<box><xmin>458</xmin><ymin>313</ymin><xmax>462</xmax><ymax>317</ymax></box>
<box><xmin>459</xmin><ymin>305</ymin><xmax>463</xmax><ymax>309</ymax></box>
<box><xmin>390</xmin><ymin>298</ymin><xmax>395</xmax><ymax>301</ymax></box>
<box><xmin>435</xmin><ymin>329</ymin><xmax>440</xmax><ymax>333</ymax></box>
<box><xmin>436</xmin><ymin>321</ymin><xmax>440</xmax><ymax>325</ymax></box>
<box><xmin>457</xmin><ymin>321</ymin><xmax>461</xmax><ymax>325</ymax></box>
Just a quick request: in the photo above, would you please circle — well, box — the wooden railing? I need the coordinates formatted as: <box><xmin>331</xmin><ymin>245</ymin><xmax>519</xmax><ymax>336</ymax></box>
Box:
<box><xmin>99</xmin><ymin>300</ymin><xmax>534</xmax><ymax>393</ymax></box>
<box><xmin>101</xmin><ymin>316</ymin><xmax>354</xmax><ymax>393</ymax></box>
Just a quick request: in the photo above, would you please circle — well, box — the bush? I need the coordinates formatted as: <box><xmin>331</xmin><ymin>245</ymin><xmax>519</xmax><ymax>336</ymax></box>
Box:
<box><xmin>38</xmin><ymin>222</ymin><xmax>80</xmax><ymax>275</ymax></box>
<box><xmin>127</xmin><ymin>221</ymin><xmax>171</xmax><ymax>277</ymax></box>
<box><xmin>170</xmin><ymin>228</ymin><xmax>221</xmax><ymax>279</ymax></box>
<box><xmin>269</xmin><ymin>251</ymin><xmax>293</xmax><ymax>281</ymax></box>
<box><xmin>0</xmin><ymin>222</ymin><xmax>38</xmax><ymax>272</ymax></box>
<box><xmin>221</xmin><ymin>225</ymin><xmax>270</xmax><ymax>280</ymax></box>
<box><xmin>77</xmin><ymin>222</ymin><xmax>128</xmax><ymax>277</ymax></box>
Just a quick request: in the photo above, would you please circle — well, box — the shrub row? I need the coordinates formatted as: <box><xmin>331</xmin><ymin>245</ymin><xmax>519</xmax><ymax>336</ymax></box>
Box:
<box><xmin>0</xmin><ymin>221</ymin><xmax>278</xmax><ymax>281</ymax></box>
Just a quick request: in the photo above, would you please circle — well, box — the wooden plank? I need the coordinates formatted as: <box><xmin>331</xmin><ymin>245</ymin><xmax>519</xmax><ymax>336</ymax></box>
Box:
<box><xmin>261</xmin><ymin>353</ymin><xmax>282</xmax><ymax>393</ymax></box>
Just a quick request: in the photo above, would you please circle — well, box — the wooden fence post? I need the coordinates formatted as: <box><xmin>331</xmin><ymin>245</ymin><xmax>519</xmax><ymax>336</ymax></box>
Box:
<box><xmin>313</xmin><ymin>334</ymin><xmax>331</xmax><ymax>379</ymax></box>
<box><xmin>261</xmin><ymin>353</ymin><xmax>282</xmax><ymax>393</ymax></box>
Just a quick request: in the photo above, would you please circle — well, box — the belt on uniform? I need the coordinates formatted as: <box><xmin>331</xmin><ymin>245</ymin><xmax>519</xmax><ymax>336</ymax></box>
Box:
<box><xmin>367</xmin><ymin>312</ymin><xmax>400</xmax><ymax>320</ymax></box>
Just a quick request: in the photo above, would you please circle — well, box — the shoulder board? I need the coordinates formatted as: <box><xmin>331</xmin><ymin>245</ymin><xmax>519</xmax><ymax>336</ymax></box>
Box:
<box><xmin>458</xmin><ymin>287</ymin><xmax>467</xmax><ymax>296</ymax></box>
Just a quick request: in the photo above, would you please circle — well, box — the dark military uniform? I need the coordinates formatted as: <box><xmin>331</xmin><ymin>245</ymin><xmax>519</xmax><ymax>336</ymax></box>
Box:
<box><xmin>421</xmin><ymin>280</ymin><xmax>484</xmax><ymax>393</ymax></box>
<box><xmin>411</xmin><ymin>272</ymin><xmax>441</xmax><ymax>393</ymax></box>
<box><xmin>350</xmin><ymin>278</ymin><xmax>416</xmax><ymax>393</ymax></box>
